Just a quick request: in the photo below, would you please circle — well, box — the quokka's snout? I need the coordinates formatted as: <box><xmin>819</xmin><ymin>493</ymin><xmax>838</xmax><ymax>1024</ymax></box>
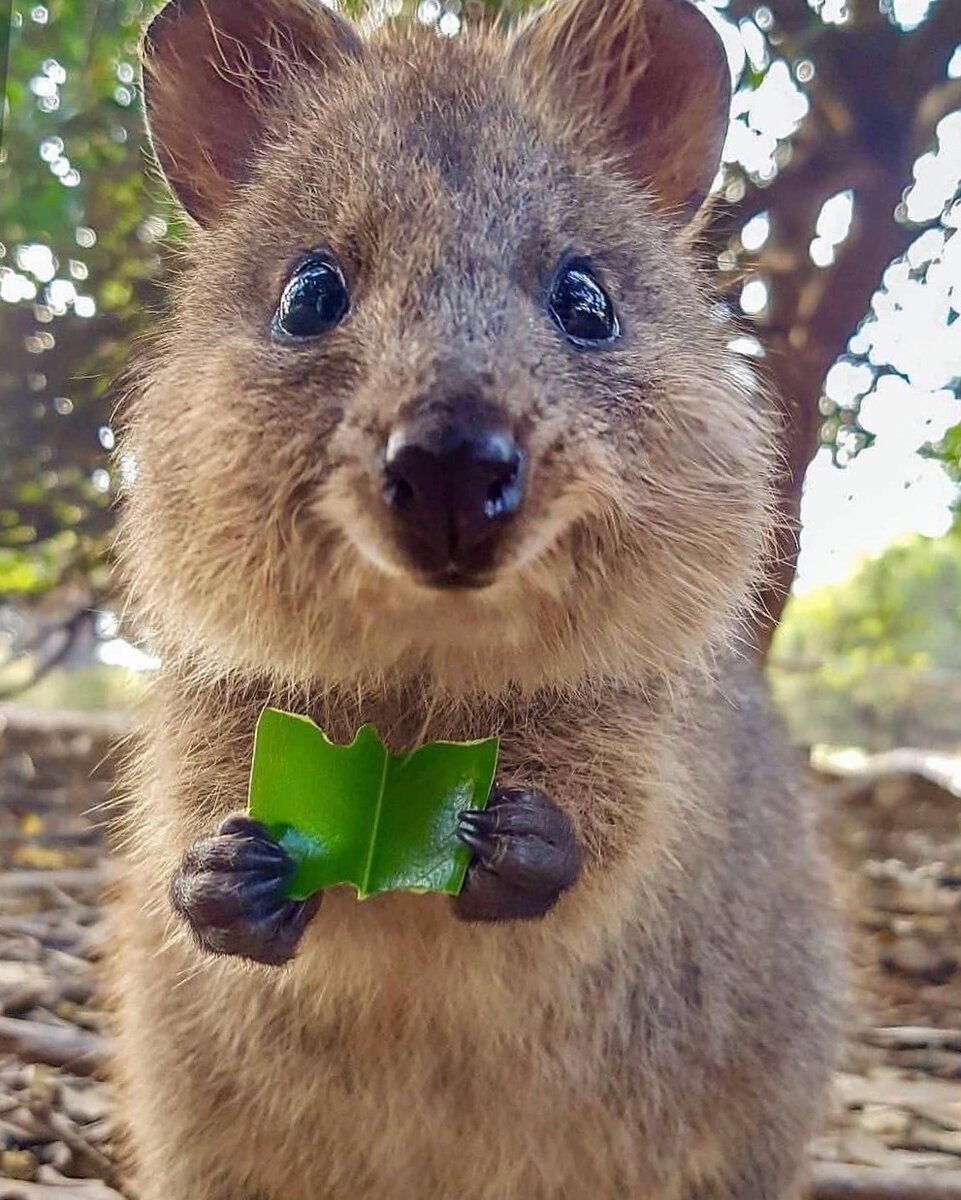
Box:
<box><xmin>381</xmin><ymin>397</ymin><xmax>526</xmax><ymax>588</ymax></box>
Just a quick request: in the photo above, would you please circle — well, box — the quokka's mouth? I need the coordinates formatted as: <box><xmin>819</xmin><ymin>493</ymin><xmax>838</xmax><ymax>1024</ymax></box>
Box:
<box><xmin>414</xmin><ymin>563</ymin><xmax>498</xmax><ymax>592</ymax></box>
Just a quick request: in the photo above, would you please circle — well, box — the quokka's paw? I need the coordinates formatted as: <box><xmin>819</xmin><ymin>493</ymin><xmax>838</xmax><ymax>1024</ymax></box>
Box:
<box><xmin>453</xmin><ymin>787</ymin><xmax>581</xmax><ymax>923</ymax></box>
<box><xmin>170</xmin><ymin>815</ymin><xmax>321</xmax><ymax>966</ymax></box>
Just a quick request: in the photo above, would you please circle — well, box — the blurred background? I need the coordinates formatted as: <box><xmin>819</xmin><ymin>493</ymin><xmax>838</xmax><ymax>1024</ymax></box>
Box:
<box><xmin>1</xmin><ymin>0</ymin><xmax>961</xmax><ymax>758</ymax></box>
<box><xmin>2</xmin><ymin>3</ymin><xmax>961</xmax><ymax>1196</ymax></box>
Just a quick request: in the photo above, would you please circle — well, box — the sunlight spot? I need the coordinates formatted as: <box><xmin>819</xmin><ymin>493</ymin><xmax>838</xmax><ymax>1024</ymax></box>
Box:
<box><xmin>889</xmin><ymin>0</ymin><xmax>935</xmax><ymax>31</ymax></box>
<box><xmin>741</xmin><ymin>211</ymin><xmax>771</xmax><ymax>251</ymax></box>
<box><xmin>0</xmin><ymin>270</ymin><xmax>37</xmax><ymax>303</ymax></box>
<box><xmin>825</xmin><ymin>360</ymin><xmax>874</xmax><ymax>405</ymax></box>
<box><xmin>416</xmin><ymin>0</ymin><xmax>440</xmax><ymax>23</ymax></box>
<box><xmin>728</xmin><ymin>334</ymin><xmax>766</xmax><ymax>357</ymax></box>
<box><xmin>137</xmin><ymin>216</ymin><xmax>168</xmax><ymax>243</ymax></box>
<box><xmin>99</xmin><ymin>639</ymin><xmax>160</xmax><ymax>672</ymax></box>
<box><xmin>750</xmin><ymin>61</ymin><xmax>809</xmax><ymax>139</ymax></box>
<box><xmin>808</xmin><ymin>0</ymin><xmax>848</xmax><ymax>25</ymax></box>
<box><xmin>905</xmin><ymin>120</ymin><xmax>961</xmax><ymax>224</ymax></box>
<box><xmin>696</xmin><ymin>4</ymin><xmax>744</xmax><ymax>82</ymax></box>
<box><xmin>816</xmin><ymin>190</ymin><xmax>855</xmax><ymax>245</ymax></box>
<box><xmin>29</xmin><ymin>76</ymin><xmax>57</xmax><ymax>99</ymax></box>
<box><xmin>16</xmin><ymin>244</ymin><xmax>56</xmax><ymax>283</ymax></box>
<box><xmin>906</xmin><ymin>228</ymin><xmax>946</xmax><ymax>269</ymax></box>
<box><xmin>740</xmin><ymin>277</ymin><xmax>769</xmax><ymax>315</ymax></box>
<box><xmin>38</xmin><ymin>136</ymin><xmax>63</xmax><ymax>162</ymax></box>
<box><xmin>810</xmin><ymin>237</ymin><xmax>836</xmax><ymax>267</ymax></box>
<box><xmin>724</xmin><ymin>60</ymin><xmax>809</xmax><ymax>181</ymax></box>
<box><xmin>42</xmin><ymin>58</ymin><xmax>65</xmax><ymax>84</ymax></box>
<box><xmin>118</xmin><ymin>451</ymin><xmax>138</xmax><ymax>486</ymax></box>
<box><xmin>739</xmin><ymin>19</ymin><xmax>768</xmax><ymax>72</ymax></box>
<box><xmin>46</xmin><ymin>279</ymin><xmax>76</xmax><ymax>312</ymax></box>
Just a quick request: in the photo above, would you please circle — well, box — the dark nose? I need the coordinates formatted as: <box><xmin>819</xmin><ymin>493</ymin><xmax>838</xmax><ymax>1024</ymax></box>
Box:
<box><xmin>383</xmin><ymin>426</ymin><xmax>525</xmax><ymax>580</ymax></box>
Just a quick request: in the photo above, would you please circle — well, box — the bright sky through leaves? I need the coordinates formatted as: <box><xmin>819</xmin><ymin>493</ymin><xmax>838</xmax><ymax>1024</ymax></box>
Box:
<box><xmin>700</xmin><ymin>0</ymin><xmax>961</xmax><ymax>591</ymax></box>
<box><xmin>1</xmin><ymin>0</ymin><xmax>959</xmax><ymax>610</ymax></box>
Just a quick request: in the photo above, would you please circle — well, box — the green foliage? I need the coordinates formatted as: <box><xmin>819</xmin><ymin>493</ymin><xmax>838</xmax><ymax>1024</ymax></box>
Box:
<box><xmin>1</xmin><ymin>0</ymin><xmax>959</xmax><ymax>616</ymax></box>
<box><xmin>0</xmin><ymin>0</ymin><xmax>170</xmax><ymax>599</ymax></box>
<box><xmin>12</xmin><ymin>660</ymin><xmax>148</xmax><ymax>708</ymax></box>
<box><xmin>248</xmin><ymin>708</ymin><xmax>499</xmax><ymax>899</ymax></box>
<box><xmin>923</xmin><ymin>424</ymin><xmax>961</xmax><ymax>522</ymax></box>
<box><xmin>770</xmin><ymin>532</ymin><xmax>961</xmax><ymax>750</ymax></box>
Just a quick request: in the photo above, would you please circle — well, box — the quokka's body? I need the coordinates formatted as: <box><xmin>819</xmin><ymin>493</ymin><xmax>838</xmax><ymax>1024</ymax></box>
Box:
<box><xmin>110</xmin><ymin>1</ymin><xmax>841</xmax><ymax>1197</ymax></box>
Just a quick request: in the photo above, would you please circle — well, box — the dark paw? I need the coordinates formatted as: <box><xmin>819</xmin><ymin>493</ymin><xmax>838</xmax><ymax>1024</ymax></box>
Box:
<box><xmin>453</xmin><ymin>787</ymin><xmax>581</xmax><ymax>923</ymax></box>
<box><xmin>170</xmin><ymin>815</ymin><xmax>320</xmax><ymax>966</ymax></box>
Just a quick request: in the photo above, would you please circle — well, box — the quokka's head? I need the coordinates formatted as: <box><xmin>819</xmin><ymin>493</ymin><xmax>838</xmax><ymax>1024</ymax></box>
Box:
<box><xmin>121</xmin><ymin>0</ymin><xmax>775</xmax><ymax>694</ymax></box>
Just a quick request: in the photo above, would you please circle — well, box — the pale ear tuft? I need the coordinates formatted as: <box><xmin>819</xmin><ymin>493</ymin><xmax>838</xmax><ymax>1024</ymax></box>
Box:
<box><xmin>512</xmin><ymin>0</ymin><xmax>731</xmax><ymax>225</ymax></box>
<box><xmin>141</xmin><ymin>0</ymin><xmax>363</xmax><ymax>225</ymax></box>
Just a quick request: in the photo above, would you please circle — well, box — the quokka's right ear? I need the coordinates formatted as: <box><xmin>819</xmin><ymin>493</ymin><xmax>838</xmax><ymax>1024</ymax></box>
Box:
<box><xmin>511</xmin><ymin>0</ymin><xmax>731</xmax><ymax>228</ymax></box>
<box><xmin>141</xmin><ymin>0</ymin><xmax>363</xmax><ymax>225</ymax></box>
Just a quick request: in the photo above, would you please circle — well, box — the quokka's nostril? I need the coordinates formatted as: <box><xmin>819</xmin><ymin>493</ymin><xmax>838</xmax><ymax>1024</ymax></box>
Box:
<box><xmin>384</xmin><ymin>471</ymin><xmax>414</xmax><ymax>512</ymax></box>
<box><xmin>484</xmin><ymin>453</ymin><xmax>522</xmax><ymax>519</ymax></box>
<box><xmin>485</xmin><ymin>480</ymin><xmax>506</xmax><ymax>520</ymax></box>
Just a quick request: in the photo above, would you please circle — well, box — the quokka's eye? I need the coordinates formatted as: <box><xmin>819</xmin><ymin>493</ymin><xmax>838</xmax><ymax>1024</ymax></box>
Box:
<box><xmin>272</xmin><ymin>253</ymin><xmax>350</xmax><ymax>341</ymax></box>
<box><xmin>547</xmin><ymin>259</ymin><xmax>620</xmax><ymax>347</ymax></box>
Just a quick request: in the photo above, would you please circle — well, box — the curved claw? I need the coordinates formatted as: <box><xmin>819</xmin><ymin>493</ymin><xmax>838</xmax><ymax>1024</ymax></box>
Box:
<box><xmin>453</xmin><ymin>786</ymin><xmax>581</xmax><ymax>923</ymax></box>
<box><xmin>170</xmin><ymin>814</ymin><xmax>321</xmax><ymax>965</ymax></box>
<box><xmin>458</xmin><ymin>808</ymin><xmax>498</xmax><ymax>833</ymax></box>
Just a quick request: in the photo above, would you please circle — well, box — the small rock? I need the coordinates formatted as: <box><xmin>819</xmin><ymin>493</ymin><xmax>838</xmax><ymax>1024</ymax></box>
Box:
<box><xmin>882</xmin><ymin>936</ymin><xmax>956</xmax><ymax>984</ymax></box>
<box><xmin>1</xmin><ymin>1147</ymin><xmax>38</xmax><ymax>1181</ymax></box>
<box><xmin>39</xmin><ymin>1141</ymin><xmax>72</xmax><ymax>1171</ymax></box>
<box><xmin>859</xmin><ymin>1103</ymin><xmax>911</xmax><ymax>1138</ymax></box>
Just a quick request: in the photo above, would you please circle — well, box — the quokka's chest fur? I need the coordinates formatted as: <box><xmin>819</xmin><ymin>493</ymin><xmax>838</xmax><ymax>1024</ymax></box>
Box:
<box><xmin>113</xmin><ymin>659</ymin><xmax>838</xmax><ymax>1194</ymax></box>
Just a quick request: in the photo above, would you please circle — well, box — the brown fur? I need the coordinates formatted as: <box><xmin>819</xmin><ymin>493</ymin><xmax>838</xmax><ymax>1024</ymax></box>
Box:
<box><xmin>110</xmin><ymin>2</ymin><xmax>841</xmax><ymax>1197</ymax></box>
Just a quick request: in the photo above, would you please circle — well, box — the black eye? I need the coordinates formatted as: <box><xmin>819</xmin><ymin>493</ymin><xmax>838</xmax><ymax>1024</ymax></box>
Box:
<box><xmin>273</xmin><ymin>254</ymin><xmax>350</xmax><ymax>341</ymax></box>
<box><xmin>548</xmin><ymin>260</ymin><xmax>620</xmax><ymax>347</ymax></box>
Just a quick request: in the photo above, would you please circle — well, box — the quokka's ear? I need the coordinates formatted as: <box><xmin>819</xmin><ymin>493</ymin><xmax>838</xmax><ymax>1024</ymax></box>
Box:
<box><xmin>141</xmin><ymin>0</ymin><xmax>363</xmax><ymax>225</ymax></box>
<box><xmin>511</xmin><ymin>0</ymin><xmax>731</xmax><ymax>225</ymax></box>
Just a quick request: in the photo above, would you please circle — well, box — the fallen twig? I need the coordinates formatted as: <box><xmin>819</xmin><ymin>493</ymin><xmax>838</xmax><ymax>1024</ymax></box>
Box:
<box><xmin>24</xmin><ymin>1099</ymin><xmax>125</xmax><ymax>1193</ymax></box>
<box><xmin>0</xmin><ymin>870</ymin><xmax>109</xmax><ymax>899</ymax></box>
<box><xmin>866</xmin><ymin>1028</ymin><xmax>961</xmax><ymax>1053</ymax></box>
<box><xmin>0</xmin><ymin>1182</ymin><xmax>123</xmax><ymax>1200</ymax></box>
<box><xmin>0</xmin><ymin>1016</ymin><xmax>111</xmax><ymax>1074</ymax></box>
<box><xmin>888</xmin><ymin>1049</ymin><xmax>961</xmax><ymax>1080</ymax></box>
<box><xmin>811</xmin><ymin>1163</ymin><xmax>961</xmax><ymax>1199</ymax></box>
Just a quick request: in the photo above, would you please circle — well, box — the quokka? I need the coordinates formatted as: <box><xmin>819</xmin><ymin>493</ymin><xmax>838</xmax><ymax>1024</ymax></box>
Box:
<box><xmin>109</xmin><ymin>0</ymin><xmax>841</xmax><ymax>1196</ymax></box>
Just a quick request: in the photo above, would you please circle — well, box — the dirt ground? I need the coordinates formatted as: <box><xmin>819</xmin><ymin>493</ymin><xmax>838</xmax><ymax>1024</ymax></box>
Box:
<box><xmin>3</xmin><ymin>705</ymin><xmax>961</xmax><ymax>1199</ymax></box>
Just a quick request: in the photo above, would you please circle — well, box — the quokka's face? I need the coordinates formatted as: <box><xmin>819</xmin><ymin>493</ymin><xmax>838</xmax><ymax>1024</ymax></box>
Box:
<box><xmin>123</xmin><ymin>0</ymin><xmax>774</xmax><ymax>692</ymax></box>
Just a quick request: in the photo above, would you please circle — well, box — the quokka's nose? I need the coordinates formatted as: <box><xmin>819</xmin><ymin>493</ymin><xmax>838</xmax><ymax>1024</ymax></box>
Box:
<box><xmin>382</xmin><ymin>425</ymin><xmax>525</xmax><ymax>581</ymax></box>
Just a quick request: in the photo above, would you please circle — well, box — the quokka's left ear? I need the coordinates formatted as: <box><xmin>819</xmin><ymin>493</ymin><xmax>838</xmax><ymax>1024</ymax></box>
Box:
<box><xmin>511</xmin><ymin>0</ymin><xmax>732</xmax><ymax>226</ymax></box>
<box><xmin>141</xmin><ymin>0</ymin><xmax>364</xmax><ymax>226</ymax></box>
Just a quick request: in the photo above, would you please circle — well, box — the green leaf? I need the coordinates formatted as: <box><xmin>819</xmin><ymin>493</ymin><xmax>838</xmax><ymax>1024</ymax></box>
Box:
<box><xmin>247</xmin><ymin>708</ymin><xmax>499</xmax><ymax>900</ymax></box>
